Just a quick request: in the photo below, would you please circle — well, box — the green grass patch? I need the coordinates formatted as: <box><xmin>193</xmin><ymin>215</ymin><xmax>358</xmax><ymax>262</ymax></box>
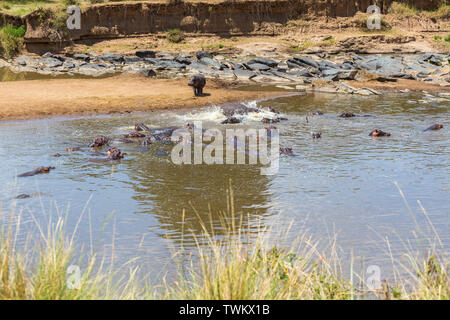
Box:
<box><xmin>0</xmin><ymin>24</ymin><xmax>25</xmax><ymax>59</ymax></box>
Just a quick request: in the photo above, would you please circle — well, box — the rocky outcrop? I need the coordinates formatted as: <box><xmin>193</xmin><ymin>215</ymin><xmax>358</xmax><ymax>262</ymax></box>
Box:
<box><xmin>8</xmin><ymin>47</ymin><xmax>450</xmax><ymax>91</ymax></box>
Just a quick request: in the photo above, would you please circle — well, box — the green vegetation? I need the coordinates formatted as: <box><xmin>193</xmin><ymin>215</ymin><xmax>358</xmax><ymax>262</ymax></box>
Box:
<box><xmin>388</xmin><ymin>2</ymin><xmax>450</xmax><ymax>19</ymax></box>
<box><xmin>388</xmin><ymin>2</ymin><xmax>420</xmax><ymax>16</ymax></box>
<box><xmin>166</xmin><ymin>28</ymin><xmax>184</xmax><ymax>43</ymax></box>
<box><xmin>0</xmin><ymin>0</ymin><xmax>60</xmax><ymax>17</ymax></box>
<box><xmin>0</xmin><ymin>24</ymin><xmax>25</xmax><ymax>59</ymax></box>
<box><xmin>0</xmin><ymin>187</ymin><xmax>448</xmax><ymax>300</ymax></box>
<box><xmin>61</xmin><ymin>0</ymin><xmax>79</xmax><ymax>6</ymax></box>
<box><xmin>432</xmin><ymin>33</ymin><xmax>450</xmax><ymax>47</ymax></box>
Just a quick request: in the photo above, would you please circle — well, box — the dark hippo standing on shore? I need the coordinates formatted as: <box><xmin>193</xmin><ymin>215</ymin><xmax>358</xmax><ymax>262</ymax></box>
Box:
<box><xmin>188</xmin><ymin>74</ymin><xmax>206</xmax><ymax>96</ymax></box>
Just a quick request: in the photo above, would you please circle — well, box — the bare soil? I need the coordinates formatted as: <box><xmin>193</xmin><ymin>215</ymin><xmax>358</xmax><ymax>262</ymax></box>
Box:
<box><xmin>0</xmin><ymin>75</ymin><xmax>287</xmax><ymax>121</ymax></box>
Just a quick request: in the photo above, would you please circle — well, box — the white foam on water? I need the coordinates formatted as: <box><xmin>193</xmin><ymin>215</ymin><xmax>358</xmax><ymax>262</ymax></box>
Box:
<box><xmin>176</xmin><ymin>101</ymin><xmax>286</xmax><ymax>124</ymax></box>
<box><xmin>177</xmin><ymin>106</ymin><xmax>227</xmax><ymax>122</ymax></box>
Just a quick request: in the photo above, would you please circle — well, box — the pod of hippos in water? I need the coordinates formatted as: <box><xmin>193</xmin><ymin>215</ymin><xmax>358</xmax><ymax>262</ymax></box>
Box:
<box><xmin>15</xmin><ymin>102</ymin><xmax>444</xmax><ymax>178</ymax></box>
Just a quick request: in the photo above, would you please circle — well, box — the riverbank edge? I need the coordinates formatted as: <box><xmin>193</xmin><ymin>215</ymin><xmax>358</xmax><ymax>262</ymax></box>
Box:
<box><xmin>1</xmin><ymin>75</ymin><xmax>449</xmax><ymax>122</ymax></box>
<box><xmin>0</xmin><ymin>76</ymin><xmax>291</xmax><ymax>121</ymax></box>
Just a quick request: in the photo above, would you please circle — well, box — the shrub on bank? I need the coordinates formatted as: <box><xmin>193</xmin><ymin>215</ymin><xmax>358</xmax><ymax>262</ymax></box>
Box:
<box><xmin>388</xmin><ymin>2</ymin><xmax>450</xmax><ymax>19</ymax></box>
<box><xmin>61</xmin><ymin>0</ymin><xmax>80</xmax><ymax>6</ymax></box>
<box><xmin>0</xmin><ymin>25</ymin><xmax>25</xmax><ymax>59</ymax></box>
<box><xmin>166</xmin><ymin>28</ymin><xmax>185</xmax><ymax>43</ymax></box>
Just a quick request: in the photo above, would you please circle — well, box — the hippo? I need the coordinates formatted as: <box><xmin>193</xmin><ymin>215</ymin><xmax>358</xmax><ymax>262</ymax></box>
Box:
<box><xmin>110</xmin><ymin>137</ymin><xmax>134</xmax><ymax>144</ymax></box>
<box><xmin>148</xmin><ymin>126</ymin><xmax>179</xmax><ymax>136</ymax></box>
<box><xmin>89</xmin><ymin>136</ymin><xmax>109</xmax><ymax>148</ymax></box>
<box><xmin>279</xmin><ymin>147</ymin><xmax>294</xmax><ymax>156</ymax></box>
<box><xmin>262</xmin><ymin>117</ymin><xmax>288</xmax><ymax>124</ymax></box>
<box><xmin>135</xmin><ymin>123</ymin><xmax>150</xmax><ymax>132</ymax></box>
<box><xmin>122</xmin><ymin>132</ymin><xmax>146</xmax><ymax>138</ymax></box>
<box><xmin>424</xmin><ymin>124</ymin><xmax>443</xmax><ymax>131</ymax></box>
<box><xmin>15</xmin><ymin>192</ymin><xmax>45</xmax><ymax>199</ymax></box>
<box><xmin>66</xmin><ymin>147</ymin><xmax>81</xmax><ymax>152</ymax></box>
<box><xmin>107</xmin><ymin>147</ymin><xmax>126</xmax><ymax>160</ymax></box>
<box><xmin>313</xmin><ymin>111</ymin><xmax>324</xmax><ymax>115</ymax></box>
<box><xmin>312</xmin><ymin>132</ymin><xmax>322</xmax><ymax>139</ymax></box>
<box><xmin>221</xmin><ymin>117</ymin><xmax>241</xmax><ymax>124</ymax></box>
<box><xmin>339</xmin><ymin>112</ymin><xmax>356</xmax><ymax>118</ymax></box>
<box><xmin>369</xmin><ymin>129</ymin><xmax>391</xmax><ymax>137</ymax></box>
<box><xmin>16</xmin><ymin>194</ymin><xmax>31</xmax><ymax>199</ymax></box>
<box><xmin>220</xmin><ymin>103</ymin><xmax>260</xmax><ymax>117</ymax></box>
<box><xmin>188</xmin><ymin>74</ymin><xmax>206</xmax><ymax>96</ymax></box>
<box><xmin>51</xmin><ymin>153</ymin><xmax>62</xmax><ymax>157</ymax></box>
<box><xmin>18</xmin><ymin>166</ymin><xmax>55</xmax><ymax>177</ymax></box>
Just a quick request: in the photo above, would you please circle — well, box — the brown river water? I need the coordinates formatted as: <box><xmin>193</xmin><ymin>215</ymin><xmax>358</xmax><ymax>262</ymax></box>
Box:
<box><xmin>0</xmin><ymin>89</ymin><xmax>448</xmax><ymax>280</ymax></box>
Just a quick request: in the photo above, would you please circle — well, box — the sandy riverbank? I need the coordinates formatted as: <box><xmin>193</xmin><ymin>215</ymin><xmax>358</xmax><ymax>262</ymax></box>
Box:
<box><xmin>0</xmin><ymin>75</ymin><xmax>286</xmax><ymax>121</ymax></box>
<box><xmin>1</xmin><ymin>75</ymin><xmax>449</xmax><ymax>121</ymax></box>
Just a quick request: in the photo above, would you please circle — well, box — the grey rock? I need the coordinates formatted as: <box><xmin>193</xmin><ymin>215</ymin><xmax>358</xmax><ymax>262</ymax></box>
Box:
<box><xmin>246</xmin><ymin>63</ymin><xmax>271</xmax><ymax>71</ymax></box>
<box><xmin>40</xmin><ymin>57</ymin><xmax>63</xmax><ymax>68</ymax></box>
<box><xmin>198</xmin><ymin>57</ymin><xmax>221</xmax><ymax>69</ymax></box>
<box><xmin>73</xmin><ymin>54</ymin><xmax>90</xmax><ymax>62</ymax></box>
<box><xmin>196</xmin><ymin>51</ymin><xmax>212</xmax><ymax>60</ymax></box>
<box><xmin>154</xmin><ymin>60</ymin><xmax>185</xmax><ymax>70</ymax></box>
<box><xmin>15</xmin><ymin>55</ymin><xmax>33</xmax><ymax>66</ymax></box>
<box><xmin>321</xmin><ymin>68</ymin><xmax>340</xmax><ymax>78</ymax></box>
<box><xmin>333</xmin><ymin>70</ymin><xmax>358</xmax><ymax>81</ymax></box>
<box><xmin>246</xmin><ymin>58</ymin><xmax>278</xmax><ymax>67</ymax></box>
<box><xmin>62</xmin><ymin>60</ymin><xmax>75</xmax><ymax>69</ymax></box>
<box><xmin>155</xmin><ymin>52</ymin><xmax>174</xmax><ymax>60</ymax></box>
<box><xmin>174</xmin><ymin>56</ymin><xmax>191</xmax><ymax>65</ymax></box>
<box><xmin>187</xmin><ymin>62</ymin><xmax>210</xmax><ymax>72</ymax></box>
<box><xmin>42</xmin><ymin>52</ymin><xmax>53</xmax><ymax>58</ymax></box>
<box><xmin>233</xmin><ymin>69</ymin><xmax>257</xmax><ymax>80</ymax></box>
<box><xmin>135</xmin><ymin>50</ymin><xmax>156</xmax><ymax>58</ymax></box>
<box><xmin>124</xmin><ymin>56</ymin><xmax>142</xmax><ymax>64</ymax></box>
<box><xmin>100</xmin><ymin>53</ymin><xmax>124</xmax><ymax>63</ymax></box>
<box><xmin>293</xmin><ymin>56</ymin><xmax>319</xmax><ymax>69</ymax></box>
<box><xmin>77</xmin><ymin>63</ymin><xmax>108</xmax><ymax>76</ymax></box>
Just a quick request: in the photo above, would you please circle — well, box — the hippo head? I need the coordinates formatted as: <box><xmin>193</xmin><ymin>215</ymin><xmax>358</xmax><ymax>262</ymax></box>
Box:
<box><xmin>107</xmin><ymin>147</ymin><xmax>126</xmax><ymax>160</ymax></box>
<box><xmin>188</xmin><ymin>76</ymin><xmax>197</xmax><ymax>87</ymax></box>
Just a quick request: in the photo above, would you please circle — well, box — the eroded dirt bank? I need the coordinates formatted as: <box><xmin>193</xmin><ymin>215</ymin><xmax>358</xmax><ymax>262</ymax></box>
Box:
<box><xmin>24</xmin><ymin>0</ymin><xmax>447</xmax><ymax>53</ymax></box>
<box><xmin>0</xmin><ymin>75</ymin><xmax>286</xmax><ymax>121</ymax></box>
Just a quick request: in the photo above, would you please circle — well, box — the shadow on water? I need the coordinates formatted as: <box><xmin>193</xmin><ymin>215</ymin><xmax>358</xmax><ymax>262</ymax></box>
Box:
<box><xmin>125</xmin><ymin>153</ymin><xmax>272</xmax><ymax>244</ymax></box>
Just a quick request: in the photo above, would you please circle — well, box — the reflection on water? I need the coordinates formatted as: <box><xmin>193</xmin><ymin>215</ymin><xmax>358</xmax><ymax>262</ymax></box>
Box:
<box><xmin>0</xmin><ymin>91</ymin><xmax>448</xmax><ymax>277</ymax></box>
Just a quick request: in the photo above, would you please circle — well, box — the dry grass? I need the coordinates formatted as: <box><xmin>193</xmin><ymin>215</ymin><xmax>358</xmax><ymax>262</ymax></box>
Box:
<box><xmin>1</xmin><ymin>185</ymin><xmax>448</xmax><ymax>300</ymax></box>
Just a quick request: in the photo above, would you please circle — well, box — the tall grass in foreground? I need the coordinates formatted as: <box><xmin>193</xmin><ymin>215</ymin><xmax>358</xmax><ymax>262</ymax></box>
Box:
<box><xmin>0</xmin><ymin>186</ymin><xmax>448</xmax><ymax>300</ymax></box>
